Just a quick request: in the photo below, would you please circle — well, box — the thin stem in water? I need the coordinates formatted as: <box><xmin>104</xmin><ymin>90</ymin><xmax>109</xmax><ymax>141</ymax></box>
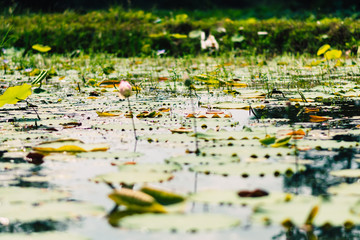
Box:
<box><xmin>127</xmin><ymin>97</ymin><xmax>137</xmax><ymax>142</ymax></box>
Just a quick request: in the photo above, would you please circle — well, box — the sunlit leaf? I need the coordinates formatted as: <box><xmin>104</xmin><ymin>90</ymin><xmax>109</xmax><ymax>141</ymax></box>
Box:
<box><xmin>317</xmin><ymin>44</ymin><xmax>331</xmax><ymax>56</ymax></box>
<box><xmin>0</xmin><ymin>83</ymin><xmax>32</xmax><ymax>107</ymax></box>
<box><xmin>32</xmin><ymin>44</ymin><xmax>51</xmax><ymax>53</ymax></box>
<box><xmin>324</xmin><ymin>49</ymin><xmax>342</xmax><ymax>60</ymax></box>
<box><xmin>108</xmin><ymin>188</ymin><xmax>166</xmax><ymax>213</ymax></box>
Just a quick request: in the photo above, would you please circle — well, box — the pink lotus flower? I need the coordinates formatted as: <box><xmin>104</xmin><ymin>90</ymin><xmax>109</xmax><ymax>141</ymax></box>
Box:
<box><xmin>119</xmin><ymin>80</ymin><xmax>132</xmax><ymax>98</ymax></box>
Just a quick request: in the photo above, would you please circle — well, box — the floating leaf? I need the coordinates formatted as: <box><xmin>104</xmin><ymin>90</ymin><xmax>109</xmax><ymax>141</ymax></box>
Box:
<box><xmin>0</xmin><ymin>232</ymin><xmax>89</xmax><ymax>240</ymax></box>
<box><xmin>116</xmin><ymin>163</ymin><xmax>182</xmax><ymax>173</ymax></box>
<box><xmin>120</xmin><ymin>213</ymin><xmax>240</xmax><ymax>232</ymax></box>
<box><xmin>190</xmin><ymin>190</ymin><xmax>288</xmax><ymax>207</ymax></box>
<box><xmin>271</xmin><ymin>136</ymin><xmax>291</xmax><ymax>148</ymax></box>
<box><xmin>0</xmin><ymin>83</ymin><xmax>32</xmax><ymax>107</ymax></box>
<box><xmin>109</xmin><ymin>188</ymin><xmax>166</xmax><ymax>213</ymax></box>
<box><xmin>76</xmin><ymin>151</ymin><xmax>143</xmax><ymax>160</ymax></box>
<box><xmin>170</xmin><ymin>127</ymin><xmax>193</xmax><ymax>134</ymax></box>
<box><xmin>96</xmin><ymin>111</ymin><xmax>120</xmax><ymax>117</ymax></box>
<box><xmin>0</xmin><ymin>187</ymin><xmax>68</xmax><ymax>204</ymax></box>
<box><xmin>309</xmin><ymin>115</ymin><xmax>332</xmax><ymax>122</ymax></box>
<box><xmin>140</xmin><ymin>186</ymin><xmax>185</xmax><ymax>205</ymax></box>
<box><xmin>91</xmin><ymin>171</ymin><xmax>173</xmax><ymax>185</ymax></box>
<box><xmin>166</xmin><ymin>155</ymin><xmax>240</xmax><ymax>165</ymax></box>
<box><xmin>330</xmin><ymin>169</ymin><xmax>360</xmax><ymax>178</ymax></box>
<box><xmin>33</xmin><ymin>140</ymin><xmax>109</xmax><ymax>153</ymax></box>
<box><xmin>98</xmin><ymin>80</ymin><xmax>120</xmax><ymax>88</ymax></box>
<box><xmin>190</xmin><ymin>162</ymin><xmax>305</xmax><ymax>177</ymax></box>
<box><xmin>259</xmin><ymin>136</ymin><xmax>276</xmax><ymax>146</ymax></box>
<box><xmin>328</xmin><ymin>182</ymin><xmax>360</xmax><ymax>196</ymax></box>
<box><xmin>0</xmin><ymin>201</ymin><xmax>104</xmax><ymax>223</ymax></box>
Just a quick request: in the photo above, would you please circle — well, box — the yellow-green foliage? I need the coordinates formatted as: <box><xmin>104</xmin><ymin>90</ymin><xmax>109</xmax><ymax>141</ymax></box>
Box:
<box><xmin>1</xmin><ymin>9</ymin><xmax>359</xmax><ymax>56</ymax></box>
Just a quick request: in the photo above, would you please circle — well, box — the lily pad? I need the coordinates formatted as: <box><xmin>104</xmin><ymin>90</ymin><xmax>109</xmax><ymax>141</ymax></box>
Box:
<box><xmin>33</xmin><ymin>140</ymin><xmax>109</xmax><ymax>153</ymax></box>
<box><xmin>91</xmin><ymin>171</ymin><xmax>174</xmax><ymax>185</ymax></box>
<box><xmin>0</xmin><ymin>187</ymin><xmax>68</xmax><ymax>204</ymax></box>
<box><xmin>190</xmin><ymin>162</ymin><xmax>305</xmax><ymax>177</ymax></box>
<box><xmin>330</xmin><ymin>169</ymin><xmax>360</xmax><ymax>178</ymax></box>
<box><xmin>165</xmin><ymin>155</ymin><xmax>240</xmax><ymax>165</ymax></box>
<box><xmin>0</xmin><ymin>232</ymin><xmax>89</xmax><ymax>240</ymax></box>
<box><xmin>0</xmin><ymin>201</ymin><xmax>104</xmax><ymax>223</ymax></box>
<box><xmin>115</xmin><ymin>163</ymin><xmax>182</xmax><ymax>173</ymax></box>
<box><xmin>189</xmin><ymin>190</ymin><xmax>288</xmax><ymax>207</ymax></box>
<box><xmin>328</xmin><ymin>182</ymin><xmax>360</xmax><ymax>196</ymax></box>
<box><xmin>76</xmin><ymin>151</ymin><xmax>143</xmax><ymax>160</ymax></box>
<box><xmin>120</xmin><ymin>213</ymin><xmax>240</xmax><ymax>232</ymax></box>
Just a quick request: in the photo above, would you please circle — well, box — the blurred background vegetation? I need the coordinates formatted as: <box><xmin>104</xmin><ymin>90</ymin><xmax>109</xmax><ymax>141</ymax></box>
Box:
<box><xmin>0</xmin><ymin>0</ymin><xmax>359</xmax><ymax>56</ymax></box>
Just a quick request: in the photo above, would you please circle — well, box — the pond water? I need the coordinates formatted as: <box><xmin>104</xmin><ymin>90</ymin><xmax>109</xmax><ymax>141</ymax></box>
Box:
<box><xmin>2</xmin><ymin>54</ymin><xmax>360</xmax><ymax>240</ymax></box>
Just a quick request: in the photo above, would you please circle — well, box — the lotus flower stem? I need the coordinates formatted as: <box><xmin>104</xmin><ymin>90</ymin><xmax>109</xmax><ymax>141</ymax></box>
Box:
<box><xmin>127</xmin><ymin>97</ymin><xmax>137</xmax><ymax>142</ymax></box>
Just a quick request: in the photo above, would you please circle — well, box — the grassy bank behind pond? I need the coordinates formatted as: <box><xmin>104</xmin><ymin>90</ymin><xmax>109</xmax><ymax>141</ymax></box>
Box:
<box><xmin>1</xmin><ymin>8</ymin><xmax>360</xmax><ymax>56</ymax></box>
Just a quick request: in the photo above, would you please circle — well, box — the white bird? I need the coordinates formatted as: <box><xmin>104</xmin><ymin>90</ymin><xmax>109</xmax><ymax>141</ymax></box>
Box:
<box><xmin>201</xmin><ymin>32</ymin><xmax>219</xmax><ymax>51</ymax></box>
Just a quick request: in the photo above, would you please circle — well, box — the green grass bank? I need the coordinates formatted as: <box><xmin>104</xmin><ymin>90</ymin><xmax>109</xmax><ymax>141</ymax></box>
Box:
<box><xmin>1</xmin><ymin>8</ymin><xmax>360</xmax><ymax>56</ymax></box>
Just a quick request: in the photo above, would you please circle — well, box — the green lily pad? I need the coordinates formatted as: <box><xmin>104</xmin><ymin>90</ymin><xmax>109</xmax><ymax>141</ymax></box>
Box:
<box><xmin>0</xmin><ymin>162</ymin><xmax>31</xmax><ymax>171</ymax></box>
<box><xmin>330</xmin><ymin>169</ymin><xmax>360</xmax><ymax>178</ymax></box>
<box><xmin>0</xmin><ymin>187</ymin><xmax>68</xmax><ymax>204</ymax></box>
<box><xmin>109</xmin><ymin>188</ymin><xmax>166</xmax><ymax>213</ymax></box>
<box><xmin>76</xmin><ymin>151</ymin><xmax>143</xmax><ymax>160</ymax></box>
<box><xmin>33</xmin><ymin>140</ymin><xmax>109</xmax><ymax>153</ymax></box>
<box><xmin>190</xmin><ymin>162</ymin><xmax>305</xmax><ymax>177</ymax></box>
<box><xmin>0</xmin><ymin>201</ymin><xmax>104</xmax><ymax>223</ymax></box>
<box><xmin>165</xmin><ymin>155</ymin><xmax>240</xmax><ymax>165</ymax></box>
<box><xmin>252</xmin><ymin>195</ymin><xmax>320</xmax><ymax>226</ymax></box>
<box><xmin>120</xmin><ymin>213</ymin><xmax>240</xmax><ymax>232</ymax></box>
<box><xmin>253</xmin><ymin>195</ymin><xmax>360</xmax><ymax>227</ymax></box>
<box><xmin>190</xmin><ymin>190</ymin><xmax>288</xmax><ymax>206</ymax></box>
<box><xmin>328</xmin><ymin>182</ymin><xmax>360</xmax><ymax>196</ymax></box>
<box><xmin>116</xmin><ymin>163</ymin><xmax>182</xmax><ymax>173</ymax></box>
<box><xmin>91</xmin><ymin>171</ymin><xmax>174</xmax><ymax>185</ymax></box>
<box><xmin>0</xmin><ymin>232</ymin><xmax>89</xmax><ymax>240</ymax></box>
<box><xmin>314</xmin><ymin>196</ymin><xmax>360</xmax><ymax>227</ymax></box>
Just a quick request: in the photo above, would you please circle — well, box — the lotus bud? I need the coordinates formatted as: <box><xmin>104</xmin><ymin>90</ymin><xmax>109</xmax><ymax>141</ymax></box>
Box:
<box><xmin>119</xmin><ymin>80</ymin><xmax>132</xmax><ymax>98</ymax></box>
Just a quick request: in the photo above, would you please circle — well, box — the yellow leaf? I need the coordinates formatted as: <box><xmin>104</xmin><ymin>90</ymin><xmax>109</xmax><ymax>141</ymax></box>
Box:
<box><xmin>0</xmin><ymin>83</ymin><xmax>32</xmax><ymax>107</ymax></box>
<box><xmin>33</xmin><ymin>145</ymin><xmax>87</xmax><ymax>153</ymax></box>
<box><xmin>98</xmin><ymin>80</ymin><xmax>120</xmax><ymax>88</ymax></box>
<box><xmin>170</xmin><ymin>127</ymin><xmax>193</xmax><ymax>134</ymax></box>
<box><xmin>96</xmin><ymin>111</ymin><xmax>120</xmax><ymax>117</ymax></box>
<box><xmin>32</xmin><ymin>44</ymin><xmax>51</xmax><ymax>53</ymax></box>
<box><xmin>309</xmin><ymin>115</ymin><xmax>332</xmax><ymax>123</ymax></box>
<box><xmin>271</xmin><ymin>136</ymin><xmax>292</xmax><ymax>148</ymax></box>
<box><xmin>317</xmin><ymin>44</ymin><xmax>331</xmax><ymax>56</ymax></box>
<box><xmin>325</xmin><ymin>50</ymin><xmax>342</xmax><ymax>60</ymax></box>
